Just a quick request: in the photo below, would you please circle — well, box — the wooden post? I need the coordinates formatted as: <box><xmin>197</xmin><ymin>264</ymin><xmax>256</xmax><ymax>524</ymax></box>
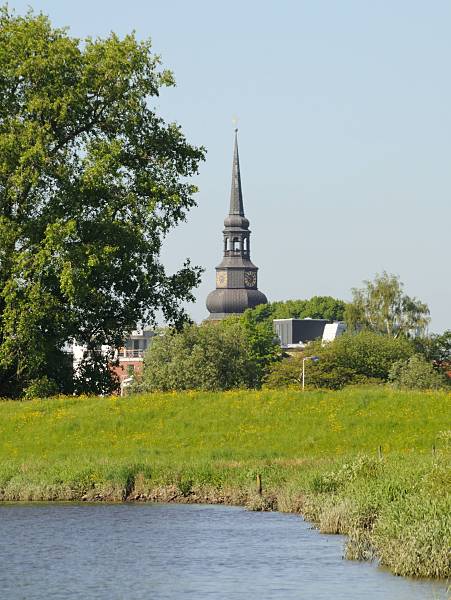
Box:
<box><xmin>256</xmin><ymin>473</ymin><xmax>262</xmax><ymax>495</ymax></box>
<box><xmin>378</xmin><ymin>445</ymin><xmax>382</xmax><ymax>459</ymax></box>
<box><xmin>432</xmin><ymin>444</ymin><xmax>436</xmax><ymax>456</ymax></box>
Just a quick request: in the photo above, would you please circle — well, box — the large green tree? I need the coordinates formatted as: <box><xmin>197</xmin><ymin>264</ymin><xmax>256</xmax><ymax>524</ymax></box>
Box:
<box><xmin>345</xmin><ymin>272</ymin><xmax>430</xmax><ymax>338</ymax></box>
<box><xmin>0</xmin><ymin>8</ymin><xmax>205</xmax><ymax>396</ymax></box>
<box><xmin>136</xmin><ymin>316</ymin><xmax>280</xmax><ymax>392</ymax></box>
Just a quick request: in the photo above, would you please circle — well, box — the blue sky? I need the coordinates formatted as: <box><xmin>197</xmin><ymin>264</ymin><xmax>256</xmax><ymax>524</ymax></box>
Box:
<box><xmin>9</xmin><ymin>1</ymin><xmax>451</xmax><ymax>331</ymax></box>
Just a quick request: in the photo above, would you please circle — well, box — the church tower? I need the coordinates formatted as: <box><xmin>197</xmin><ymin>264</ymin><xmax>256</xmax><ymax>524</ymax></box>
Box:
<box><xmin>206</xmin><ymin>130</ymin><xmax>268</xmax><ymax>320</ymax></box>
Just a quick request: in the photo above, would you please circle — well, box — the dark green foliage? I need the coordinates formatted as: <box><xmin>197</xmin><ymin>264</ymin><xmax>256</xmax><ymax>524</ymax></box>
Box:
<box><xmin>413</xmin><ymin>330</ymin><xmax>451</xmax><ymax>364</ymax></box>
<box><xmin>177</xmin><ymin>475</ymin><xmax>194</xmax><ymax>497</ymax></box>
<box><xmin>239</xmin><ymin>308</ymin><xmax>284</xmax><ymax>375</ymax></box>
<box><xmin>23</xmin><ymin>375</ymin><xmax>60</xmax><ymax>399</ymax></box>
<box><xmin>388</xmin><ymin>355</ymin><xmax>449</xmax><ymax>390</ymax></box>
<box><xmin>73</xmin><ymin>350</ymin><xmax>120</xmax><ymax>396</ymax></box>
<box><xmin>0</xmin><ymin>7</ymin><xmax>204</xmax><ymax>396</ymax></box>
<box><xmin>305</xmin><ymin>361</ymin><xmax>372</xmax><ymax>390</ymax></box>
<box><xmin>136</xmin><ymin>316</ymin><xmax>280</xmax><ymax>392</ymax></box>
<box><xmin>319</xmin><ymin>331</ymin><xmax>414</xmax><ymax>380</ymax></box>
<box><xmin>264</xmin><ymin>331</ymin><xmax>414</xmax><ymax>389</ymax></box>
<box><xmin>264</xmin><ymin>355</ymin><xmax>373</xmax><ymax>390</ymax></box>
<box><xmin>245</xmin><ymin>296</ymin><xmax>346</xmax><ymax>325</ymax></box>
<box><xmin>262</xmin><ymin>356</ymin><xmax>303</xmax><ymax>388</ymax></box>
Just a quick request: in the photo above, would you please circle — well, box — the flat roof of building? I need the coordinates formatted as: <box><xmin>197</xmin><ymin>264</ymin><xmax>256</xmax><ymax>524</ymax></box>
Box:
<box><xmin>273</xmin><ymin>318</ymin><xmax>330</xmax><ymax>322</ymax></box>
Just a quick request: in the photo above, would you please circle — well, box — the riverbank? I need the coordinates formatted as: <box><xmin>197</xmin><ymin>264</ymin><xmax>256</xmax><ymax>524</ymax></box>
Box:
<box><xmin>0</xmin><ymin>387</ymin><xmax>449</xmax><ymax>579</ymax></box>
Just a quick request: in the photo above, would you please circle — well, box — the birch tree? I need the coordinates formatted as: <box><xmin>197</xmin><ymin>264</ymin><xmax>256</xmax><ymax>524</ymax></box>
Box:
<box><xmin>345</xmin><ymin>272</ymin><xmax>430</xmax><ymax>338</ymax></box>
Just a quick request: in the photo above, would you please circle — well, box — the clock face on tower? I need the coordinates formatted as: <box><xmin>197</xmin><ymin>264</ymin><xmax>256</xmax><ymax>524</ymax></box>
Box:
<box><xmin>216</xmin><ymin>270</ymin><xmax>227</xmax><ymax>288</ymax></box>
<box><xmin>244</xmin><ymin>271</ymin><xmax>257</xmax><ymax>288</ymax></box>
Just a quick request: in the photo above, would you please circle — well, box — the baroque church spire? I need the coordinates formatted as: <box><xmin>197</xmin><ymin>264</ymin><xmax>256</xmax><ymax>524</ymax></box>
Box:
<box><xmin>206</xmin><ymin>130</ymin><xmax>268</xmax><ymax>320</ymax></box>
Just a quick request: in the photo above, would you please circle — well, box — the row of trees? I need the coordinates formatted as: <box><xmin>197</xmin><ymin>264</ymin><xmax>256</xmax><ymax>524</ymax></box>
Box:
<box><xmin>137</xmin><ymin>324</ymin><xmax>450</xmax><ymax>393</ymax></box>
<box><xmin>136</xmin><ymin>274</ymin><xmax>449</xmax><ymax>393</ymax></box>
<box><xmin>248</xmin><ymin>273</ymin><xmax>431</xmax><ymax>339</ymax></box>
<box><xmin>264</xmin><ymin>331</ymin><xmax>450</xmax><ymax>390</ymax></box>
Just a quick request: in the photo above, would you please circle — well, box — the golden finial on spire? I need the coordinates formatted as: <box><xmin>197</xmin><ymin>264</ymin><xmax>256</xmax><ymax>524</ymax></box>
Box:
<box><xmin>232</xmin><ymin>115</ymin><xmax>238</xmax><ymax>133</ymax></box>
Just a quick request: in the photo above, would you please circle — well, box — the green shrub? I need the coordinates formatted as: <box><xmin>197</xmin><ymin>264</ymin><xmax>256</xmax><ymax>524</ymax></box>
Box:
<box><xmin>136</xmin><ymin>318</ymin><xmax>280</xmax><ymax>392</ymax></box>
<box><xmin>265</xmin><ymin>331</ymin><xmax>413</xmax><ymax>389</ymax></box>
<box><xmin>309</xmin><ymin>472</ymin><xmax>341</xmax><ymax>493</ymax></box>
<box><xmin>389</xmin><ymin>355</ymin><xmax>449</xmax><ymax>390</ymax></box>
<box><xmin>321</xmin><ymin>331</ymin><xmax>414</xmax><ymax>380</ymax></box>
<box><xmin>23</xmin><ymin>376</ymin><xmax>60</xmax><ymax>399</ymax></box>
<box><xmin>177</xmin><ymin>476</ymin><xmax>194</xmax><ymax>497</ymax></box>
<box><xmin>309</xmin><ymin>456</ymin><xmax>382</xmax><ymax>494</ymax></box>
<box><xmin>262</xmin><ymin>356</ymin><xmax>302</xmax><ymax>388</ymax></box>
<box><xmin>411</xmin><ymin>330</ymin><xmax>451</xmax><ymax>363</ymax></box>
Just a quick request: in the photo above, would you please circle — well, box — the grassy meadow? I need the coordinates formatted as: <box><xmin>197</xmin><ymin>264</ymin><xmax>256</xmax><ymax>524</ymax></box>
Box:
<box><xmin>0</xmin><ymin>386</ymin><xmax>449</xmax><ymax>579</ymax></box>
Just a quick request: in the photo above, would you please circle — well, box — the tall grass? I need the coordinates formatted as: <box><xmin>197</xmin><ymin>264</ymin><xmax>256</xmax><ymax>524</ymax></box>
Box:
<box><xmin>0</xmin><ymin>386</ymin><xmax>449</xmax><ymax>579</ymax></box>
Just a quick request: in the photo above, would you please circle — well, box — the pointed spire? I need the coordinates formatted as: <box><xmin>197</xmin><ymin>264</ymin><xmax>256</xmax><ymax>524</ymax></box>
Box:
<box><xmin>229</xmin><ymin>129</ymin><xmax>245</xmax><ymax>216</ymax></box>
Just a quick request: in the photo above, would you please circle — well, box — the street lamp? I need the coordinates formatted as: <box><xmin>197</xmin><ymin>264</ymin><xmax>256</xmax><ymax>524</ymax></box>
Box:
<box><xmin>302</xmin><ymin>356</ymin><xmax>319</xmax><ymax>391</ymax></box>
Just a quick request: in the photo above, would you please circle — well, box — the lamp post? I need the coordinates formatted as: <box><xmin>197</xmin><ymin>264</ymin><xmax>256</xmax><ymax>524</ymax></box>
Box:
<box><xmin>302</xmin><ymin>356</ymin><xmax>319</xmax><ymax>391</ymax></box>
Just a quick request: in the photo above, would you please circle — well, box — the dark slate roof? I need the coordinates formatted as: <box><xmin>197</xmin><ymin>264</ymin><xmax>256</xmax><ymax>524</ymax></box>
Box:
<box><xmin>206</xmin><ymin>288</ymin><xmax>268</xmax><ymax>317</ymax></box>
<box><xmin>229</xmin><ymin>129</ymin><xmax>244</xmax><ymax>216</ymax></box>
<box><xmin>216</xmin><ymin>256</ymin><xmax>257</xmax><ymax>269</ymax></box>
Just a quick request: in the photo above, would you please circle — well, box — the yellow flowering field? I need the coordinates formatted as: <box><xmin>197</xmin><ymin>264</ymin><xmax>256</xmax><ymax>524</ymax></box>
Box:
<box><xmin>0</xmin><ymin>387</ymin><xmax>448</xmax><ymax>464</ymax></box>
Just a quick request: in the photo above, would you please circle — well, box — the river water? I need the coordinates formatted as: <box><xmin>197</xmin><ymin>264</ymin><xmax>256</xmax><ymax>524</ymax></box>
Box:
<box><xmin>0</xmin><ymin>503</ymin><xmax>447</xmax><ymax>599</ymax></box>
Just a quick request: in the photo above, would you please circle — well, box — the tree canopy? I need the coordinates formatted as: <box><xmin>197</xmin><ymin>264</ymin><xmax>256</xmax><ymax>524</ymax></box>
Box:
<box><xmin>136</xmin><ymin>316</ymin><xmax>281</xmax><ymax>392</ymax></box>
<box><xmin>264</xmin><ymin>331</ymin><xmax>415</xmax><ymax>390</ymax></box>
<box><xmin>413</xmin><ymin>330</ymin><xmax>451</xmax><ymax>364</ymax></box>
<box><xmin>345</xmin><ymin>272</ymin><xmax>430</xmax><ymax>338</ymax></box>
<box><xmin>244</xmin><ymin>296</ymin><xmax>346</xmax><ymax>325</ymax></box>
<box><xmin>0</xmin><ymin>8</ymin><xmax>205</xmax><ymax>396</ymax></box>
